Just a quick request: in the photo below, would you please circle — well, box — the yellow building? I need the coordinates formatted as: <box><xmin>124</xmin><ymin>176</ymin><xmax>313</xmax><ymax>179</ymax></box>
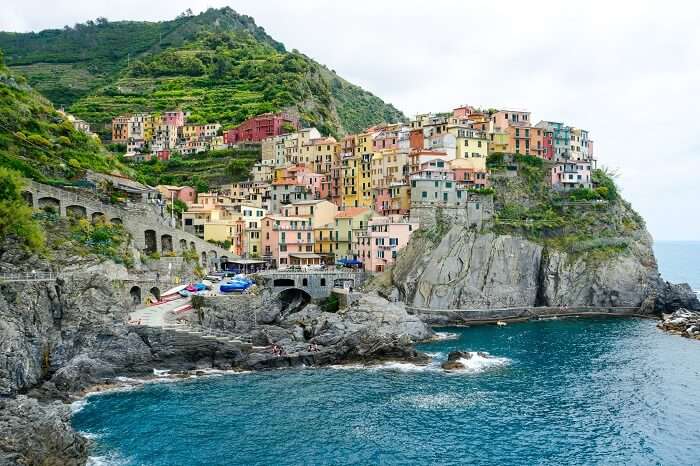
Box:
<box><xmin>282</xmin><ymin>200</ymin><xmax>337</xmax><ymax>228</ymax></box>
<box><xmin>334</xmin><ymin>207</ymin><xmax>374</xmax><ymax>259</ymax></box>
<box><xmin>341</xmin><ymin>155</ymin><xmax>360</xmax><ymax>208</ymax></box>
<box><xmin>488</xmin><ymin>132</ymin><xmax>509</xmax><ymax>154</ymax></box>
<box><xmin>313</xmin><ymin>223</ymin><xmax>335</xmax><ymax>257</ymax></box>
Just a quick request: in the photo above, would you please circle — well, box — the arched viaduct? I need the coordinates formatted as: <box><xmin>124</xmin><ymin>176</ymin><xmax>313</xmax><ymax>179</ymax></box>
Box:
<box><xmin>23</xmin><ymin>181</ymin><xmax>233</xmax><ymax>270</ymax></box>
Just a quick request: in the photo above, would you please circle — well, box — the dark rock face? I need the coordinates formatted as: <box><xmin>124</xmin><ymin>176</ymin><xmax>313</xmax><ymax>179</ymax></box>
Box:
<box><xmin>0</xmin><ymin>396</ymin><xmax>88</xmax><ymax>466</ymax></box>
<box><xmin>391</xmin><ymin>227</ymin><xmax>700</xmax><ymax>313</ymax></box>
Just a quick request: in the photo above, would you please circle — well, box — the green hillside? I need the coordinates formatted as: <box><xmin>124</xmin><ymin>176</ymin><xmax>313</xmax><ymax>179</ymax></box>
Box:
<box><xmin>0</xmin><ymin>50</ymin><xmax>128</xmax><ymax>184</ymax></box>
<box><xmin>0</xmin><ymin>8</ymin><xmax>405</xmax><ymax>138</ymax></box>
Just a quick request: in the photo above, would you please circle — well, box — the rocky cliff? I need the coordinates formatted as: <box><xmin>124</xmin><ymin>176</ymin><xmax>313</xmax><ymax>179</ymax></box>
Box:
<box><xmin>391</xmin><ymin>226</ymin><xmax>697</xmax><ymax>312</ymax></box>
<box><xmin>390</xmin><ymin>161</ymin><xmax>699</xmax><ymax>314</ymax></box>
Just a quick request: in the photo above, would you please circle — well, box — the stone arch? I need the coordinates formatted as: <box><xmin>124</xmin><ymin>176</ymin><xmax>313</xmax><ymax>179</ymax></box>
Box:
<box><xmin>129</xmin><ymin>286</ymin><xmax>141</xmax><ymax>305</ymax></box>
<box><xmin>201</xmin><ymin>251</ymin><xmax>207</xmax><ymax>267</ymax></box>
<box><xmin>273</xmin><ymin>278</ymin><xmax>295</xmax><ymax>287</ymax></box>
<box><xmin>161</xmin><ymin>234</ymin><xmax>173</xmax><ymax>253</ymax></box>
<box><xmin>91</xmin><ymin>212</ymin><xmax>105</xmax><ymax>223</ymax></box>
<box><xmin>110</xmin><ymin>217</ymin><xmax>122</xmax><ymax>224</ymax></box>
<box><xmin>144</xmin><ymin>229</ymin><xmax>157</xmax><ymax>254</ymax></box>
<box><xmin>66</xmin><ymin>204</ymin><xmax>87</xmax><ymax>218</ymax></box>
<box><xmin>320</xmin><ymin>278</ymin><xmax>326</xmax><ymax>287</ymax></box>
<box><xmin>21</xmin><ymin>191</ymin><xmax>33</xmax><ymax>206</ymax></box>
<box><xmin>179</xmin><ymin>239</ymin><xmax>187</xmax><ymax>251</ymax></box>
<box><xmin>38</xmin><ymin>196</ymin><xmax>60</xmax><ymax>213</ymax></box>
<box><xmin>302</xmin><ymin>278</ymin><xmax>308</xmax><ymax>287</ymax></box>
<box><xmin>190</xmin><ymin>241</ymin><xmax>196</xmax><ymax>251</ymax></box>
<box><xmin>278</xmin><ymin>288</ymin><xmax>312</xmax><ymax>314</ymax></box>
<box><xmin>149</xmin><ymin>287</ymin><xmax>161</xmax><ymax>301</ymax></box>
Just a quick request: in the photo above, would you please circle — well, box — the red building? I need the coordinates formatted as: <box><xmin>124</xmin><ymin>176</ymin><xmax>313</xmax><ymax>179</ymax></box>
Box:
<box><xmin>224</xmin><ymin>112</ymin><xmax>298</xmax><ymax>145</ymax></box>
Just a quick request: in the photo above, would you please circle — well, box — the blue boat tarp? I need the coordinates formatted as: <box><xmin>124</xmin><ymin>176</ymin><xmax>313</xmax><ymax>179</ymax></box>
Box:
<box><xmin>219</xmin><ymin>277</ymin><xmax>254</xmax><ymax>293</ymax></box>
<box><xmin>337</xmin><ymin>258</ymin><xmax>363</xmax><ymax>266</ymax></box>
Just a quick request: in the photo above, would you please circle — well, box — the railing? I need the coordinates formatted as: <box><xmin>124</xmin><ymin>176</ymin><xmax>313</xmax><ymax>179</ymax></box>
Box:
<box><xmin>0</xmin><ymin>271</ymin><xmax>58</xmax><ymax>282</ymax></box>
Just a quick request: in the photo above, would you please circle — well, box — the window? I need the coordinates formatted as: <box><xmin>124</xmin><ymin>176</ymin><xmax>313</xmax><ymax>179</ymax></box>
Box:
<box><xmin>422</xmin><ymin>191</ymin><xmax>427</xmax><ymax>198</ymax></box>
<box><xmin>280</xmin><ymin>244</ymin><xmax>287</xmax><ymax>252</ymax></box>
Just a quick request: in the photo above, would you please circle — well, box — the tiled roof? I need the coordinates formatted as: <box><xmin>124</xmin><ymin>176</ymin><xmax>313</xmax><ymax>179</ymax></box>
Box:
<box><xmin>335</xmin><ymin>207</ymin><xmax>370</xmax><ymax>218</ymax></box>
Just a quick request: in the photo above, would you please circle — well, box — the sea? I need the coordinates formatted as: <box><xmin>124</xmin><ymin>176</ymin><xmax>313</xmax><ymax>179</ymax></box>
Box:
<box><xmin>72</xmin><ymin>241</ymin><xmax>700</xmax><ymax>465</ymax></box>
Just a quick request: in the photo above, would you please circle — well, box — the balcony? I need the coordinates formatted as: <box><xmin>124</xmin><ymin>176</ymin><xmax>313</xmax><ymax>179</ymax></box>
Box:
<box><xmin>273</xmin><ymin>225</ymin><xmax>313</xmax><ymax>231</ymax></box>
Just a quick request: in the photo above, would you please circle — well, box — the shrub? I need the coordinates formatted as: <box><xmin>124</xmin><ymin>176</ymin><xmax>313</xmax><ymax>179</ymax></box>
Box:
<box><xmin>0</xmin><ymin>168</ymin><xmax>44</xmax><ymax>251</ymax></box>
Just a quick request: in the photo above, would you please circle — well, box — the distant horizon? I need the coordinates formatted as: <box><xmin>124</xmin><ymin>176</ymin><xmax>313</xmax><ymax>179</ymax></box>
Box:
<box><xmin>2</xmin><ymin>1</ymin><xmax>699</xmax><ymax>241</ymax></box>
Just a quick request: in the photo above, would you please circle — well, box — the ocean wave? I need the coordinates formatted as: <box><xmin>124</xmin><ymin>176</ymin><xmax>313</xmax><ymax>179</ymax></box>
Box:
<box><xmin>451</xmin><ymin>352</ymin><xmax>511</xmax><ymax>373</ymax></box>
<box><xmin>71</xmin><ymin>399</ymin><xmax>87</xmax><ymax>414</ymax></box>
<box><xmin>432</xmin><ymin>331</ymin><xmax>460</xmax><ymax>341</ymax></box>
<box><xmin>329</xmin><ymin>361</ymin><xmax>440</xmax><ymax>373</ymax></box>
<box><xmin>87</xmin><ymin>452</ymin><xmax>130</xmax><ymax>466</ymax></box>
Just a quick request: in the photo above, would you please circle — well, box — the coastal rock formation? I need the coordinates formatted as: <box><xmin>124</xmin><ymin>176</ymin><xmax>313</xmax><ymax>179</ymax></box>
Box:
<box><xmin>0</xmin><ymin>396</ymin><xmax>88</xmax><ymax>466</ymax></box>
<box><xmin>658</xmin><ymin>309</ymin><xmax>700</xmax><ymax>339</ymax></box>
<box><xmin>391</xmin><ymin>227</ymin><xmax>699</xmax><ymax>313</ymax></box>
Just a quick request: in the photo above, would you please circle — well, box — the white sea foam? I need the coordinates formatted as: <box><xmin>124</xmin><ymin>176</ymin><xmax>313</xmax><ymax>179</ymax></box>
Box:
<box><xmin>78</xmin><ymin>431</ymin><xmax>103</xmax><ymax>440</ymax></box>
<box><xmin>71</xmin><ymin>399</ymin><xmax>87</xmax><ymax>414</ymax></box>
<box><xmin>432</xmin><ymin>331</ymin><xmax>459</xmax><ymax>341</ymax></box>
<box><xmin>329</xmin><ymin>360</ymin><xmax>441</xmax><ymax>373</ymax></box>
<box><xmin>451</xmin><ymin>352</ymin><xmax>510</xmax><ymax>373</ymax></box>
<box><xmin>86</xmin><ymin>452</ymin><xmax>130</xmax><ymax>466</ymax></box>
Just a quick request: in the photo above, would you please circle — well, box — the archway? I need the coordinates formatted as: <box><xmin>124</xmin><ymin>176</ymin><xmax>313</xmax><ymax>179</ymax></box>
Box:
<box><xmin>273</xmin><ymin>278</ymin><xmax>295</xmax><ymax>287</ymax></box>
<box><xmin>161</xmin><ymin>234</ymin><xmax>173</xmax><ymax>253</ymax></box>
<box><xmin>66</xmin><ymin>205</ymin><xmax>87</xmax><ymax>218</ymax></box>
<box><xmin>201</xmin><ymin>251</ymin><xmax>207</xmax><ymax>267</ymax></box>
<box><xmin>110</xmin><ymin>217</ymin><xmax>122</xmax><ymax>224</ymax></box>
<box><xmin>190</xmin><ymin>241</ymin><xmax>196</xmax><ymax>250</ymax></box>
<box><xmin>149</xmin><ymin>287</ymin><xmax>161</xmax><ymax>301</ymax></box>
<box><xmin>144</xmin><ymin>230</ymin><xmax>157</xmax><ymax>254</ymax></box>
<box><xmin>320</xmin><ymin>278</ymin><xmax>326</xmax><ymax>287</ymax></box>
<box><xmin>179</xmin><ymin>239</ymin><xmax>187</xmax><ymax>251</ymax></box>
<box><xmin>21</xmin><ymin>191</ymin><xmax>33</xmax><ymax>206</ymax></box>
<box><xmin>38</xmin><ymin>196</ymin><xmax>60</xmax><ymax>213</ymax></box>
<box><xmin>129</xmin><ymin>286</ymin><xmax>141</xmax><ymax>305</ymax></box>
<box><xmin>278</xmin><ymin>288</ymin><xmax>312</xmax><ymax>315</ymax></box>
<box><xmin>91</xmin><ymin>212</ymin><xmax>105</xmax><ymax>223</ymax></box>
<box><xmin>302</xmin><ymin>278</ymin><xmax>308</xmax><ymax>287</ymax></box>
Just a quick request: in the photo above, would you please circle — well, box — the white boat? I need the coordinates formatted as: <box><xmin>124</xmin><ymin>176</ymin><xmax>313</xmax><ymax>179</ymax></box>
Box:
<box><xmin>161</xmin><ymin>284</ymin><xmax>187</xmax><ymax>297</ymax></box>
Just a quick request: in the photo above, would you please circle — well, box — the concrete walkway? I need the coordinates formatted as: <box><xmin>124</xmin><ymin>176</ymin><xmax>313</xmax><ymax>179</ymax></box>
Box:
<box><xmin>129</xmin><ymin>297</ymin><xmax>191</xmax><ymax>327</ymax></box>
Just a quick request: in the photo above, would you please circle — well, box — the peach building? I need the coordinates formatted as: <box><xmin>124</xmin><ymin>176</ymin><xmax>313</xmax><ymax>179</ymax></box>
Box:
<box><xmin>353</xmin><ymin>215</ymin><xmax>419</xmax><ymax>272</ymax></box>
<box><xmin>261</xmin><ymin>215</ymin><xmax>315</xmax><ymax>268</ymax></box>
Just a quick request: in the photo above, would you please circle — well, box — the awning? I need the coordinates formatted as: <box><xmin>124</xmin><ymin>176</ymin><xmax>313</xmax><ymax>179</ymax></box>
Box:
<box><xmin>289</xmin><ymin>253</ymin><xmax>322</xmax><ymax>259</ymax></box>
<box><xmin>229</xmin><ymin>259</ymin><xmax>266</xmax><ymax>265</ymax></box>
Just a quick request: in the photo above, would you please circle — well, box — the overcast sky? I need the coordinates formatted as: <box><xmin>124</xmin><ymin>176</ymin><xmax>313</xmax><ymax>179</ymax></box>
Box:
<box><xmin>3</xmin><ymin>0</ymin><xmax>699</xmax><ymax>241</ymax></box>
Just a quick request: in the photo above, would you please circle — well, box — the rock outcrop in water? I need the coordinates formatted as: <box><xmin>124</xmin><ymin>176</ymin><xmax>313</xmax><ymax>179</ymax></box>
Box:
<box><xmin>658</xmin><ymin>309</ymin><xmax>700</xmax><ymax>339</ymax></box>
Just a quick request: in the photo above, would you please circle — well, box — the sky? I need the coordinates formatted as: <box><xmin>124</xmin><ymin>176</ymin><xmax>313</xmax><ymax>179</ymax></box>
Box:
<box><xmin>2</xmin><ymin>0</ymin><xmax>699</xmax><ymax>241</ymax></box>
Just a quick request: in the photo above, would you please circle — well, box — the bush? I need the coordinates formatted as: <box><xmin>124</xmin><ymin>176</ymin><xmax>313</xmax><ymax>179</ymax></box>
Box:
<box><xmin>0</xmin><ymin>168</ymin><xmax>44</xmax><ymax>251</ymax></box>
<box><xmin>320</xmin><ymin>294</ymin><xmax>340</xmax><ymax>313</ymax></box>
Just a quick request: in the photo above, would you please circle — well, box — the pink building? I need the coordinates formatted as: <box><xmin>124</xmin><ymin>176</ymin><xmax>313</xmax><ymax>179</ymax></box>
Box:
<box><xmin>156</xmin><ymin>185</ymin><xmax>196</xmax><ymax>204</ymax></box>
<box><xmin>551</xmin><ymin>161</ymin><xmax>593</xmax><ymax>190</ymax></box>
<box><xmin>261</xmin><ymin>215</ymin><xmax>315</xmax><ymax>268</ymax></box>
<box><xmin>354</xmin><ymin>215</ymin><xmax>419</xmax><ymax>272</ymax></box>
<box><xmin>163</xmin><ymin>111</ymin><xmax>185</xmax><ymax>128</ymax></box>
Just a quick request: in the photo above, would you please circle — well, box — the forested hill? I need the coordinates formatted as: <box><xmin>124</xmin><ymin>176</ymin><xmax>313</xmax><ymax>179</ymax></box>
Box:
<box><xmin>0</xmin><ymin>50</ymin><xmax>128</xmax><ymax>184</ymax></box>
<box><xmin>0</xmin><ymin>7</ymin><xmax>406</xmax><ymax>138</ymax></box>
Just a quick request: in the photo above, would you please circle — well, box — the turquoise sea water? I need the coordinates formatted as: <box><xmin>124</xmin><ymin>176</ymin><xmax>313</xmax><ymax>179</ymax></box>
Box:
<box><xmin>72</xmin><ymin>242</ymin><xmax>700</xmax><ymax>465</ymax></box>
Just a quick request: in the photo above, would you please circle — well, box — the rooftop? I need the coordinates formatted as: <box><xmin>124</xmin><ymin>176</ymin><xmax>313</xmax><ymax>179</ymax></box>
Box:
<box><xmin>336</xmin><ymin>207</ymin><xmax>371</xmax><ymax>218</ymax></box>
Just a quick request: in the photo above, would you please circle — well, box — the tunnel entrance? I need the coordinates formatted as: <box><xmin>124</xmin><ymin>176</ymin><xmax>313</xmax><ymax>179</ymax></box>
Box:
<box><xmin>278</xmin><ymin>288</ymin><xmax>311</xmax><ymax>316</ymax></box>
<box><xmin>129</xmin><ymin>286</ymin><xmax>141</xmax><ymax>305</ymax></box>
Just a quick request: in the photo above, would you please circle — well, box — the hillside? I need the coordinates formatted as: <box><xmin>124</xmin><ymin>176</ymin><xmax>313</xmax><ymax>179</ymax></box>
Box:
<box><xmin>0</xmin><ymin>7</ymin><xmax>406</xmax><ymax>138</ymax></box>
<box><xmin>0</xmin><ymin>50</ymin><xmax>127</xmax><ymax>184</ymax></box>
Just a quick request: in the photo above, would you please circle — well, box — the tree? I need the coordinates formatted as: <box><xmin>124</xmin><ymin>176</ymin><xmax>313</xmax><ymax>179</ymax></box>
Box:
<box><xmin>0</xmin><ymin>168</ymin><xmax>44</xmax><ymax>251</ymax></box>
